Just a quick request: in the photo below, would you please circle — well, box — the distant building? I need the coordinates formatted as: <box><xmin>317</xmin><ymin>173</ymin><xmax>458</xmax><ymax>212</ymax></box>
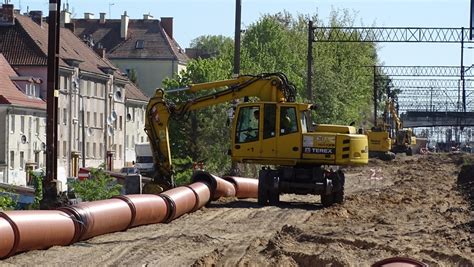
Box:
<box><xmin>0</xmin><ymin>54</ymin><xmax>46</xmax><ymax>186</ymax></box>
<box><xmin>0</xmin><ymin>4</ymin><xmax>148</xmax><ymax>188</ymax></box>
<box><xmin>70</xmin><ymin>10</ymin><xmax>189</xmax><ymax>96</ymax></box>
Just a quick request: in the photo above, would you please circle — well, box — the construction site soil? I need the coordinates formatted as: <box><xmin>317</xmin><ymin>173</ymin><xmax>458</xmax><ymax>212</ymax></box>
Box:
<box><xmin>3</xmin><ymin>153</ymin><xmax>473</xmax><ymax>266</ymax></box>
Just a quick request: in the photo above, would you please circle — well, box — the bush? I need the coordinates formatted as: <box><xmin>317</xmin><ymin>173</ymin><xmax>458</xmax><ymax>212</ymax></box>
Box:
<box><xmin>68</xmin><ymin>166</ymin><xmax>122</xmax><ymax>201</ymax></box>
<box><xmin>29</xmin><ymin>170</ymin><xmax>43</xmax><ymax>209</ymax></box>
<box><xmin>0</xmin><ymin>188</ymin><xmax>16</xmax><ymax>211</ymax></box>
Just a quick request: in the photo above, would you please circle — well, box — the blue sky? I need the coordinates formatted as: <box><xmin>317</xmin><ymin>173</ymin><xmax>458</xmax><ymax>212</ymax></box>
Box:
<box><xmin>15</xmin><ymin>0</ymin><xmax>474</xmax><ymax>67</ymax></box>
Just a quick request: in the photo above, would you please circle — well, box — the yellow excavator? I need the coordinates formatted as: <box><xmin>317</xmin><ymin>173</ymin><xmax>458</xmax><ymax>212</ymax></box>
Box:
<box><xmin>144</xmin><ymin>73</ymin><xmax>368</xmax><ymax>207</ymax></box>
<box><xmin>367</xmin><ymin>97</ymin><xmax>416</xmax><ymax>160</ymax></box>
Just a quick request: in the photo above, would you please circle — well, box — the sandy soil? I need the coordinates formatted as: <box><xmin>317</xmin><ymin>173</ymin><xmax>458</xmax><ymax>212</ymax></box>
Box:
<box><xmin>3</xmin><ymin>153</ymin><xmax>473</xmax><ymax>266</ymax></box>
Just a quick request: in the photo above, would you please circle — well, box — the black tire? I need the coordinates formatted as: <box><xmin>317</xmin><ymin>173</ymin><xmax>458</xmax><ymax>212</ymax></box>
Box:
<box><xmin>334</xmin><ymin>171</ymin><xmax>345</xmax><ymax>204</ymax></box>
<box><xmin>406</xmin><ymin>147</ymin><xmax>413</xmax><ymax>156</ymax></box>
<box><xmin>321</xmin><ymin>193</ymin><xmax>334</xmax><ymax>207</ymax></box>
<box><xmin>269</xmin><ymin>190</ymin><xmax>280</xmax><ymax>206</ymax></box>
<box><xmin>258</xmin><ymin>171</ymin><xmax>268</xmax><ymax>206</ymax></box>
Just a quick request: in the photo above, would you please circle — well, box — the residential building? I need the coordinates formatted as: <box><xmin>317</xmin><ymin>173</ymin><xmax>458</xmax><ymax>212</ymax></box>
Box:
<box><xmin>0</xmin><ymin>4</ymin><xmax>148</xmax><ymax>188</ymax></box>
<box><xmin>0</xmin><ymin>54</ymin><xmax>46</xmax><ymax>186</ymax></box>
<box><xmin>71</xmin><ymin>11</ymin><xmax>189</xmax><ymax>96</ymax></box>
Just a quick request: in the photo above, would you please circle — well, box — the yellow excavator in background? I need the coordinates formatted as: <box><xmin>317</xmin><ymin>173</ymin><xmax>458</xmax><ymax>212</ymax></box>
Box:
<box><xmin>367</xmin><ymin>96</ymin><xmax>416</xmax><ymax>160</ymax></box>
<box><xmin>144</xmin><ymin>73</ymin><xmax>368</xmax><ymax>207</ymax></box>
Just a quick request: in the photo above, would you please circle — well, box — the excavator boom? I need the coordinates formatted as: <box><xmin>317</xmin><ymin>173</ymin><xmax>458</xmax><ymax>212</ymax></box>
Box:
<box><xmin>144</xmin><ymin>73</ymin><xmax>296</xmax><ymax>189</ymax></box>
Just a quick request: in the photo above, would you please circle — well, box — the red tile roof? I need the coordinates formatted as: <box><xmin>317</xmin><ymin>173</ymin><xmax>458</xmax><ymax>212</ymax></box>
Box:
<box><xmin>0</xmin><ymin>14</ymin><xmax>148</xmax><ymax>101</ymax></box>
<box><xmin>72</xmin><ymin>19</ymin><xmax>189</xmax><ymax>63</ymax></box>
<box><xmin>0</xmin><ymin>54</ymin><xmax>46</xmax><ymax>109</ymax></box>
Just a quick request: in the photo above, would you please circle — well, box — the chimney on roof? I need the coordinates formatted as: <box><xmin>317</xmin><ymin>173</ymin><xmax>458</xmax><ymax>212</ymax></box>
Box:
<box><xmin>0</xmin><ymin>4</ymin><xmax>15</xmax><ymax>26</ymax></box>
<box><xmin>60</xmin><ymin>8</ymin><xmax>71</xmax><ymax>26</ymax></box>
<box><xmin>143</xmin><ymin>14</ymin><xmax>153</xmax><ymax>20</ymax></box>
<box><xmin>84</xmin><ymin>12</ymin><xmax>94</xmax><ymax>20</ymax></box>
<box><xmin>64</xmin><ymin>22</ymin><xmax>75</xmax><ymax>33</ymax></box>
<box><xmin>100</xmin><ymin>12</ymin><xmax>106</xmax><ymax>24</ymax></box>
<box><xmin>29</xmin><ymin>10</ymin><xmax>42</xmax><ymax>26</ymax></box>
<box><xmin>161</xmin><ymin>17</ymin><xmax>173</xmax><ymax>39</ymax></box>
<box><xmin>121</xmin><ymin>11</ymin><xmax>129</xmax><ymax>40</ymax></box>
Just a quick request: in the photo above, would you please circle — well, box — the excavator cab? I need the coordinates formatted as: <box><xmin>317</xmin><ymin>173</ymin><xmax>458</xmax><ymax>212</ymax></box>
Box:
<box><xmin>231</xmin><ymin>102</ymin><xmax>309</xmax><ymax>166</ymax></box>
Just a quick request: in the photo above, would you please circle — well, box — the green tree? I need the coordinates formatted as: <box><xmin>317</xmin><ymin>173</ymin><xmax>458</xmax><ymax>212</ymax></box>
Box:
<box><xmin>0</xmin><ymin>188</ymin><xmax>16</xmax><ymax>211</ymax></box>
<box><xmin>68</xmin><ymin>166</ymin><xmax>122</xmax><ymax>201</ymax></box>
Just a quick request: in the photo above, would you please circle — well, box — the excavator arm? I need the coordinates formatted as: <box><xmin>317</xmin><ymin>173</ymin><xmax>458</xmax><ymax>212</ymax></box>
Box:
<box><xmin>144</xmin><ymin>73</ymin><xmax>296</xmax><ymax>190</ymax></box>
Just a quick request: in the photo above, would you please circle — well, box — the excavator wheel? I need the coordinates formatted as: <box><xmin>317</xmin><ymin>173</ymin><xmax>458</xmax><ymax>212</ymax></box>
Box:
<box><xmin>333</xmin><ymin>170</ymin><xmax>345</xmax><ymax>204</ymax></box>
<box><xmin>258</xmin><ymin>170</ymin><xmax>269</xmax><ymax>206</ymax></box>
<box><xmin>268</xmin><ymin>176</ymin><xmax>280</xmax><ymax>206</ymax></box>
<box><xmin>321</xmin><ymin>193</ymin><xmax>334</xmax><ymax>207</ymax></box>
<box><xmin>406</xmin><ymin>147</ymin><xmax>413</xmax><ymax>156</ymax></box>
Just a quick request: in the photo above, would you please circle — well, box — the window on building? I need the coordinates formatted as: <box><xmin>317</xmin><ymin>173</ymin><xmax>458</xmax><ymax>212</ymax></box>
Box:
<box><xmin>63</xmin><ymin>108</ymin><xmax>67</xmax><ymax>124</ymax></box>
<box><xmin>141</xmin><ymin>136</ymin><xmax>144</xmax><ymax>143</ymax></box>
<box><xmin>10</xmin><ymin>115</ymin><xmax>15</xmax><ymax>133</ymax></box>
<box><xmin>86</xmin><ymin>111</ymin><xmax>90</xmax><ymax>126</ymax></box>
<box><xmin>34</xmin><ymin>151</ymin><xmax>40</xmax><ymax>167</ymax></box>
<box><xmin>125</xmin><ymin>135</ymin><xmax>129</xmax><ymax>149</ymax></box>
<box><xmin>87</xmin><ymin>81</ymin><xmax>92</xmax><ymax>96</ymax></box>
<box><xmin>63</xmin><ymin>141</ymin><xmax>67</xmax><ymax>158</ymax></box>
<box><xmin>60</xmin><ymin>76</ymin><xmax>65</xmax><ymax>89</ymax></box>
<box><xmin>86</xmin><ymin>142</ymin><xmax>90</xmax><ymax>158</ymax></box>
<box><xmin>10</xmin><ymin>151</ymin><xmax>14</xmax><ymax>169</ymax></box>
<box><xmin>93</xmin><ymin>143</ymin><xmax>96</xmax><ymax>158</ymax></box>
<box><xmin>20</xmin><ymin>116</ymin><xmax>25</xmax><ymax>133</ymax></box>
<box><xmin>100</xmin><ymin>113</ymin><xmax>104</xmax><ymax>128</ymax></box>
<box><xmin>94</xmin><ymin>112</ymin><xmax>97</xmax><ymax>127</ymax></box>
<box><xmin>119</xmin><ymin>116</ymin><xmax>123</xmax><ymax>130</ymax></box>
<box><xmin>132</xmin><ymin>136</ymin><xmax>135</xmax><ymax>147</ymax></box>
<box><xmin>135</xmin><ymin>40</ymin><xmax>145</xmax><ymax>49</ymax></box>
<box><xmin>100</xmin><ymin>144</ymin><xmax>103</xmax><ymax>158</ymax></box>
<box><xmin>118</xmin><ymin>145</ymin><xmax>122</xmax><ymax>159</ymax></box>
<box><xmin>19</xmin><ymin>151</ymin><xmax>24</xmax><ymax>170</ymax></box>
<box><xmin>36</xmin><ymin>118</ymin><xmax>40</xmax><ymax>135</ymax></box>
<box><xmin>28</xmin><ymin>117</ymin><xmax>32</xmax><ymax>134</ymax></box>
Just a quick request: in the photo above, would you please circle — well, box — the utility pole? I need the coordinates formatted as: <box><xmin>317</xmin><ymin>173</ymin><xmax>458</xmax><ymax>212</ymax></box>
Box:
<box><xmin>230</xmin><ymin>0</ymin><xmax>241</xmax><ymax>176</ymax></box>
<box><xmin>307</xmin><ymin>20</ymin><xmax>313</xmax><ymax>101</ymax></box>
<box><xmin>42</xmin><ymin>0</ymin><xmax>61</xmax><ymax>208</ymax></box>
<box><xmin>233</xmin><ymin>0</ymin><xmax>241</xmax><ymax>76</ymax></box>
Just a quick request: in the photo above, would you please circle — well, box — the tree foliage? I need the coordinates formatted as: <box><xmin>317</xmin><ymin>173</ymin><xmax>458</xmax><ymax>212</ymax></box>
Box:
<box><xmin>68</xmin><ymin>167</ymin><xmax>122</xmax><ymax>201</ymax></box>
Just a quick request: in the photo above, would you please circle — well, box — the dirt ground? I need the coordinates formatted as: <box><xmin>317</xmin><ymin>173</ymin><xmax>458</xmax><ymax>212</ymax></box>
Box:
<box><xmin>3</xmin><ymin>153</ymin><xmax>473</xmax><ymax>266</ymax></box>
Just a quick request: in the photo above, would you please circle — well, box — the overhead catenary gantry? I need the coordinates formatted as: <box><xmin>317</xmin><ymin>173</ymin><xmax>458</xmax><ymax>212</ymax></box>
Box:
<box><xmin>307</xmin><ymin>24</ymin><xmax>474</xmax><ymax>123</ymax></box>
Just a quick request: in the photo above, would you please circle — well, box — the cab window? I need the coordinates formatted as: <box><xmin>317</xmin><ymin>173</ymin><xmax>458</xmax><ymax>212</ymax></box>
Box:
<box><xmin>279</xmin><ymin>106</ymin><xmax>298</xmax><ymax>135</ymax></box>
<box><xmin>235</xmin><ymin>106</ymin><xmax>260</xmax><ymax>143</ymax></box>
<box><xmin>263</xmin><ymin>104</ymin><xmax>276</xmax><ymax>139</ymax></box>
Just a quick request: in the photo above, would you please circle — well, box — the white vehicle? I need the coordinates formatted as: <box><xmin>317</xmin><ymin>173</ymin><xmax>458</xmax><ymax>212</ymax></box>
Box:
<box><xmin>134</xmin><ymin>143</ymin><xmax>154</xmax><ymax>177</ymax></box>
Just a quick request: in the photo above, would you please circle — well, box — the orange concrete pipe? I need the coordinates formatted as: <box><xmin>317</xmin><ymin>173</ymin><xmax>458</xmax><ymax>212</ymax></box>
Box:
<box><xmin>160</xmin><ymin>186</ymin><xmax>197</xmax><ymax>222</ymax></box>
<box><xmin>191</xmin><ymin>171</ymin><xmax>236</xmax><ymax>200</ymax></box>
<box><xmin>113</xmin><ymin>194</ymin><xmax>169</xmax><ymax>227</ymax></box>
<box><xmin>0</xmin><ymin>217</ymin><xmax>16</xmax><ymax>259</ymax></box>
<box><xmin>59</xmin><ymin>198</ymin><xmax>133</xmax><ymax>241</ymax></box>
<box><xmin>185</xmin><ymin>182</ymin><xmax>211</xmax><ymax>211</ymax></box>
<box><xmin>0</xmin><ymin>210</ymin><xmax>76</xmax><ymax>259</ymax></box>
<box><xmin>223</xmin><ymin>176</ymin><xmax>259</xmax><ymax>199</ymax></box>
